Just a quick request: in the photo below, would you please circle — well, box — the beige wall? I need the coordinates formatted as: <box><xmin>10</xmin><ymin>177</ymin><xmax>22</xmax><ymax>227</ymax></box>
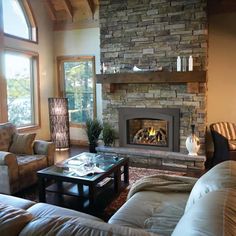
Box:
<box><xmin>208</xmin><ymin>12</ymin><xmax>236</xmax><ymax>124</ymax></box>
<box><xmin>53</xmin><ymin>28</ymin><xmax>101</xmax><ymax>143</ymax></box>
<box><xmin>207</xmin><ymin>12</ymin><xmax>236</xmax><ymax>152</ymax></box>
<box><xmin>3</xmin><ymin>0</ymin><xmax>54</xmax><ymax>140</ymax></box>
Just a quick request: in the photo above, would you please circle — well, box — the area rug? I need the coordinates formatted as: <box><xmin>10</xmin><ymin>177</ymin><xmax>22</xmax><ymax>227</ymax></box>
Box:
<box><xmin>104</xmin><ymin>167</ymin><xmax>185</xmax><ymax>218</ymax></box>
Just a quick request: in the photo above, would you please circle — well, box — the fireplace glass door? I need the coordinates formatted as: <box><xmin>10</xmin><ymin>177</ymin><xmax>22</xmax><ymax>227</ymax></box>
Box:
<box><xmin>127</xmin><ymin>118</ymin><xmax>168</xmax><ymax>147</ymax></box>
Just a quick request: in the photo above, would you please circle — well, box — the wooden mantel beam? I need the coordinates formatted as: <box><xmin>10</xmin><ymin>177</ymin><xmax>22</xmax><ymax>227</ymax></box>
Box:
<box><xmin>96</xmin><ymin>71</ymin><xmax>206</xmax><ymax>84</ymax></box>
<box><xmin>86</xmin><ymin>0</ymin><xmax>95</xmax><ymax>17</ymax></box>
<box><xmin>63</xmin><ymin>0</ymin><xmax>73</xmax><ymax>19</ymax></box>
<box><xmin>96</xmin><ymin>71</ymin><xmax>206</xmax><ymax>93</ymax></box>
<box><xmin>44</xmin><ymin>0</ymin><xmax>56</xmax><ymax>21</ymax></box>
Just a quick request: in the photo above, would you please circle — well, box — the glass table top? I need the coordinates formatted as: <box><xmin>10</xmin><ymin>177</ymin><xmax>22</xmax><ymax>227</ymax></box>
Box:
<box><xmin>38</xmin><ymin>152</ymin><xmax>124</xmax><ymax>181</ymax></box>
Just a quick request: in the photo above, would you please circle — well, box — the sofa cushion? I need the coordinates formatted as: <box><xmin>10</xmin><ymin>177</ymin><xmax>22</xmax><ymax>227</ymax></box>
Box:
<box><xmin>0</xmin><ymin>203</ymin><xmax>33</xmax><ymax>236</ymax></box>
<box><xmin>172</xmin><ymin>189</ymin><xmax>236</xmax><ymax>236</ymax></box>
<box><xmin>17</xmin><ymin>155</ymin><xmax>47</xmax><ymax>176</ymax></box>
<box><xmin>0</xmin><ymin>194</ymin><xmax>35</xmax><ymax>210</ymax></box>
<box><xmin>109</xmin><ymin>191</ymin><xmax>189</xmax><ymax>235</ymax></box>
<box><xmin>9</xmin><ymin>133</ymin><xmax>36</xmax><ymax>155</ymax></box>
<box><xmin>27</xmin><ymin>203</ymin><xmax>103</xmax><ymax>222</ymax></box>
<box><xmin>19</xmin><ymin>215</ymin><xmax>154</xmax><ymax>236</ymax></box>
<box><xmin>17</xmin><ymin>155</ymin><xmax>48</xmax><ymax>190</ymax></box>
<box><xmin>0</xmin><ymin>123</ymin><xmax>16</xmax><ymax>151</ymax></box>
<box><xmin>17</xmin><ymin>155</ymin><xmax>47</xmax><ymax>167</ymax></box>
<box><xmin>185</xmin><ymin>160</ymin><xmax>236</xmax><ymax>212</ymax></box>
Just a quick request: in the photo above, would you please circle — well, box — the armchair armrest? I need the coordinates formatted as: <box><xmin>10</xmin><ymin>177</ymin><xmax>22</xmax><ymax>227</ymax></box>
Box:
<box><xmin>211</xmin><ymin>130</ymin><xmax>230</xmax><ymax>166</ymax></box>
<box><xmin>0</xmin><ymin>151</ymin><xmax>17</xmax><ymax>165</ymax></box>
<box><xmin>33</xmin><ymin>140</ymin><xmax>55</xmax><ymax>166</ymax></box>
<box><xmin>0</xmin><ymin>151</ymin><xmax>19</xmax><ymax>194</ymax></box>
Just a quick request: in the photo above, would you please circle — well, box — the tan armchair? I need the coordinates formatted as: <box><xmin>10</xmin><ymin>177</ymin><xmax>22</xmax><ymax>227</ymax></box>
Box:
<box><xmin>0</xmin><ymin>122</ymin><xmax>55</xmax><ymax>194</ymax></box>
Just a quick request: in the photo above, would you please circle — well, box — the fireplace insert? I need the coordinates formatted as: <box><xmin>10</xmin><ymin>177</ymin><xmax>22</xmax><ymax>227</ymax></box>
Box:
<box><xmin>128</xmin><ymin>119</ymin><xmax>168</xmax><ymax>147</ymax></box>
<box><xmin>119</xmin><ymin>108</ymin><xmax>180</xmax><ymax>152</ymax></box>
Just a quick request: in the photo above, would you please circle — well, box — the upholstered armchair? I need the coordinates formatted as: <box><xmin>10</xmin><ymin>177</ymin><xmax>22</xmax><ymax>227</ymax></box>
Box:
<box><xmin>0</xmin><ymin>122</ymin><xmax>55</xmax><ymax>194</ymax></box>
<box><xmin>210</xmin><ymin>122</ymin><xmax>236</xmax><ymax>166</ymax></box>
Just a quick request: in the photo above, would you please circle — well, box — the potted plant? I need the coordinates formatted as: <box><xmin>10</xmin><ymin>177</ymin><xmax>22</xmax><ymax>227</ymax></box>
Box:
<box><xmin>85</xmin><ymin>118</ymin><xmax>103</xmax><ymax>153</ymax></box>
<box><xmin>103</xmin><ymin>122</ymin><xmax>116</xmax><ymax>147</ymax></box>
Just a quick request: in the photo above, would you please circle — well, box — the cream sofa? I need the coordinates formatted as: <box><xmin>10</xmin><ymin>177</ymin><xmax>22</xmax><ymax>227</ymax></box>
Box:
<box><xmin>0</xmin><ymin>161</ymin><xmax>236</xmax><ymax>235</ymax></box>
<box><xmin>0</xmin><ymin>122</ymin><xmax>55</xmax><ymax>194</ymax></box>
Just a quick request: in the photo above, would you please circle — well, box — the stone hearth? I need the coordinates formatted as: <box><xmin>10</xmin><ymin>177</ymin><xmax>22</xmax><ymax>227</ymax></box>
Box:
<box><xmin>96</xmin><ymin>146</ymin><xmax>206</xmax><ymax>170</ymax></box>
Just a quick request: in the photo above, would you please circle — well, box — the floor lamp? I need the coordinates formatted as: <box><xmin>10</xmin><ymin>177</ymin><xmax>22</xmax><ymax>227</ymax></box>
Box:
<box><xmin>48</xmin><ymin>97</ymin><xmax>70</xmax><ymax>149</ymax></box>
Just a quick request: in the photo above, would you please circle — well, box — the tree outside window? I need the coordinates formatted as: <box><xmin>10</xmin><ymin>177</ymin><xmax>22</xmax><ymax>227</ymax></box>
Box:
<box><xmin>4</xmin><ymin>52</ymin><xmax>37</xmax><ymax>126</ymax></box>
<box><xmin>58</xmin><ymin>57</ymin><xmax>96</xmax><ymax>124</ymax></box>
<box><xmin>1</xmin><ymin>0</ymin><xmax>39</xmax><ymax>128</ymax></box>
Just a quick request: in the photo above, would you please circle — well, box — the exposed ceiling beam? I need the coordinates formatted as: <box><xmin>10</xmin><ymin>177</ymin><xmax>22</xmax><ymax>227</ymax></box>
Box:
<box><xmin>86</xmin><ymin>0</ymin><xmax>95</xmax><ymax>17</ymax></box>
<box><xmin>62</xmin><ymin>0</ymin><xmax>73</xmax><ymax>19</ymax></box>
<box><xmin>54</xmin><ymin>18</ymin><xmax>99</xmax><ymax>31</ymax></box>
<box><xmin>44</xmin><ymin>0</ymin><xmax>56</xmax><ymax>21</ymax></box>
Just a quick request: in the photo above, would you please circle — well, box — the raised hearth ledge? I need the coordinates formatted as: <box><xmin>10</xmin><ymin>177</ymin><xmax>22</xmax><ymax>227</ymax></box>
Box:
<box><xmin>96</xmin><ymin>146</ymin><xmax>206</xmax><ymax>170</ymax></box>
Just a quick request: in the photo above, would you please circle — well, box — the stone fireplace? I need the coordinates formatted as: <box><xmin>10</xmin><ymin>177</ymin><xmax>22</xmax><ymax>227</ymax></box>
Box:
<box><xmin>99</xmin><ymin>0</ymin><xmax>208</xmax><ymax>155</ymax></box>
<box><xmin>119</xmin><ymin>107</ymin><xmax>180</xmax><ymax>152</ymax></box>
<box><xmin>100</xmin><ymin>81</ymin><xmax>206</xmax><ymax>155</ymax></box>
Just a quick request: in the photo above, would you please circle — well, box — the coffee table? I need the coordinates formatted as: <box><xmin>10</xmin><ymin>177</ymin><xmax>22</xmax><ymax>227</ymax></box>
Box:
<box><xmin>37</xmin><ymin>152</ymin><xmax>129</xmax><ymax>209</ymax></box>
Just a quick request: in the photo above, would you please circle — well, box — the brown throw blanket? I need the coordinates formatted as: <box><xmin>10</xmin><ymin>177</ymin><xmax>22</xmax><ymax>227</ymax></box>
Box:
<box><xmin>127</xmin><ymin>174</ymin><xmax>198</xmax><ymax>200</ymax></box>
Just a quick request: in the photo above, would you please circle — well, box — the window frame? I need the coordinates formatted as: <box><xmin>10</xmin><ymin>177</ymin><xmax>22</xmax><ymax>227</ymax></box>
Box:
<box><xmin>3</xmin><ymin>48</ymin><xmax>41</xmax><ymax>131</ymax></box>
<box><xmin>2</xmin><ymin>0</ymin><xmax>38</xmax><ymax>43</ymax></box>
<box><xmin>57</xmin><ymin>55</ymin><xmax>97</xmax><ymax>128</ymax></box>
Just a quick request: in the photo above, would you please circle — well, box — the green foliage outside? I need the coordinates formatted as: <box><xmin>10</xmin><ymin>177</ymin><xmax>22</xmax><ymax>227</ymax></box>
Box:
<box><xmin>64</xmin><ymin>61</ymin><xmax>94</xmax><ymax>123</ymax></box>
<box><xmin>7</xmin><ymin>74</ymin><xmax>32</xmax><ymax>126</ymax></box>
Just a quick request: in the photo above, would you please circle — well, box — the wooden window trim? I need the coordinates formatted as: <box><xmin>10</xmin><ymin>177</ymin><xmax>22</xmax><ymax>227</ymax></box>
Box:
<box><xmin>3</xmin><ymin>48</ymin><xmax>41</xmax><ymax>129</ymax></box>
<box><xmin>0</xmin><ymin>0</ymin><xmax>7</xmax><ymax>122</ymax></box>
<box><xmin>57</xmin><ymin>55</ymin><xmax>97</xmax><ymax>126</ymax></box>
<box><xmin>3</xmin><ymin>33</ymin><xmax>38</xmax><ymax>44</ymax></box>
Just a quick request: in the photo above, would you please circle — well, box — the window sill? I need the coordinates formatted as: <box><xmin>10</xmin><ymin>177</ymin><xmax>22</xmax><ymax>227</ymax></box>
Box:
<box><xmin>17</xmin><ymin>124</ymin><xmax>40</xmax><ymax>133</ymax></box>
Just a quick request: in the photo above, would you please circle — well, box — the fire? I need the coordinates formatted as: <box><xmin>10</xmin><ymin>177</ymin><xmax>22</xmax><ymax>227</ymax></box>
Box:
<box><xmin>148</xmin><ymin>127</ymin><xmax>156</xmax><ymax>136</ymax></box>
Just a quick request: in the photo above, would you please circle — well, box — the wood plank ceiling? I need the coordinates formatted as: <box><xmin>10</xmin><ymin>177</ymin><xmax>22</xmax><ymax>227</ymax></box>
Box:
<box><xmin>43</xmin><ymin>0</ymin><xmax>236</xmax><ymax>31</ymax></box>
<box><xmin>44</xmin><ymin>0</ymin><xmax>99</xmax><ymax>31</ymax></box>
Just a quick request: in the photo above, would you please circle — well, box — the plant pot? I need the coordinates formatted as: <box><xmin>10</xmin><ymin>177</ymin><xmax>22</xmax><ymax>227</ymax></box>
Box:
<box><xmin>89</xmin><ymin>143</ymin><xmax>97</xmax><ymax>153</ymax></box>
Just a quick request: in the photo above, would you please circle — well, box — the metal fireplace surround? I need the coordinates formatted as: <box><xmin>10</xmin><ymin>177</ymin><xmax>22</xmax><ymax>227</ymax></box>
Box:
<box><xmin>118</xmin><ymin>108</ymin><xmax>180</xmax><ymax>152</ymax></box>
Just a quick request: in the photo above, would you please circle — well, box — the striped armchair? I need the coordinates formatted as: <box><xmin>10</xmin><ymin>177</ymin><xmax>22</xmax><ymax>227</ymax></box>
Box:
<box><xmin>210</xmin><ymin>122</ymin><xmax>236</xmax><ymax>166</ymax></box>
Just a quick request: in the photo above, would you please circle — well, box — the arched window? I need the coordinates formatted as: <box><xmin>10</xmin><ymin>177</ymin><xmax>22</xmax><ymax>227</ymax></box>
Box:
<box><xmin>2</xmin><ymin>0</ymin><xmax>37</xmax><ymax>41</ymax></box>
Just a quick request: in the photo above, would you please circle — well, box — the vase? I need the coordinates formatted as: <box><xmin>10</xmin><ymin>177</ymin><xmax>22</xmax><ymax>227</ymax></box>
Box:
<box><xmin>185</xmin><ymin>124</ymin><xmax>200</xmax><ymax>156</ymax></box>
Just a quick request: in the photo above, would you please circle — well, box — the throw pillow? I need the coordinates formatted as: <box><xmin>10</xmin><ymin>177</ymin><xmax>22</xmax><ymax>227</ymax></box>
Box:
<box><xmin>9</xmin><ymin>133</ymin><xmax>36</xmax><ymax>155</ymax></box>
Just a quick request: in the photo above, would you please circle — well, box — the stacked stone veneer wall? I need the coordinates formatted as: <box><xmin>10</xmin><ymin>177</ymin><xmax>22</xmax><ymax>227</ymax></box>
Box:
<box><xmin>99</xmin><ymin>0</ymin><xmax>207</xmax><ymax>154</ymax></box>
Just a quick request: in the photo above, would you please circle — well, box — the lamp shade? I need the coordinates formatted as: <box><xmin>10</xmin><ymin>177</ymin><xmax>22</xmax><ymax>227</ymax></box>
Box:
<box><xmin>48</xmin><ymin>98</ymin><xmax>70</xmax><ymax>149</ymax></box>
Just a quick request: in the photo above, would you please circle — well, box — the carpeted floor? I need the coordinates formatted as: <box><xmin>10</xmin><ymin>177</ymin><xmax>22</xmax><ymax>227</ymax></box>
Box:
<box><xmin>15</xmin><ymin>167</ymin><xmax>184</xmax><ymax>220</ymax></box>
